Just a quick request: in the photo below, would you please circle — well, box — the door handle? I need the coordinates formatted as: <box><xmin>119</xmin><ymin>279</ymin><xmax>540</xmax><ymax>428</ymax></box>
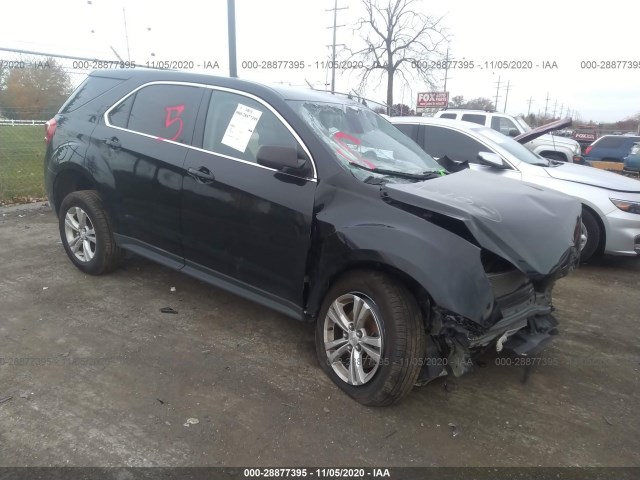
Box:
<box><xmin>104</xmin><ymin>136</ymin><xmax>121</xmax><ymax>149</ymax></box>
<box><xmin>188</xmin><ymin>166</ymin><xmax>215</xmax><ymax>183</ymax></box>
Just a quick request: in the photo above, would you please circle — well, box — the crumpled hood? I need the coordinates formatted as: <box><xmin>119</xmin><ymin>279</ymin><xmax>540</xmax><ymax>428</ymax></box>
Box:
<box><xmin>383</xmin><ymin>169</ymin><xmax>581</xmax><ymax>276</ymax></box>
<box><xmin>544</xmin><ymin>162</ymin><xmax>640</xmax><ymax>193</ymax></box>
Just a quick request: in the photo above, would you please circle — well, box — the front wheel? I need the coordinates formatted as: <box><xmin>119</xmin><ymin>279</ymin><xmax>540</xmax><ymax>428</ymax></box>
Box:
<box><xmin>579</xmin><ymin>207</ymin><xmax>601</xmax><ymax>262</ymax></box>
<box><xmin>315</xmin><ymin>270</ymin><xmax>426</xmax><ymax>406</ymax></box>
<box><xmin>58</xmin><ymin>190</ymin><xmax>122</xmax><ymax>275</ymax></box>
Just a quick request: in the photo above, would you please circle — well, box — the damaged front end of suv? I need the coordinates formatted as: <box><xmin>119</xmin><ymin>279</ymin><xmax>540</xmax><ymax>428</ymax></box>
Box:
<box><xmin>291</xmin><ymin>97</ymin><xmax>581</xmax><ymax>403</ymax></box>
<box><xmin>380</xmin><ymin>169</ymin><xmax>582</xmax><ymax>385</ymax></box>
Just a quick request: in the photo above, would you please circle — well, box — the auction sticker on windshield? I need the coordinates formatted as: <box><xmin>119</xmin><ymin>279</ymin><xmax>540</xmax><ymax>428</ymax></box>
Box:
<box><xmin>221</xmin><ymin>104</ymin><xmax>263</xmax><ymax>152</ymax></box>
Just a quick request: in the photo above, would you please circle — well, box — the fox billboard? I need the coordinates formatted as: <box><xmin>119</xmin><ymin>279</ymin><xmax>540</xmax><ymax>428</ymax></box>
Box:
<box><xmin>417</xmin><ymin>92</ymin><xmax>449</xmax><ymax>110</ymax></box>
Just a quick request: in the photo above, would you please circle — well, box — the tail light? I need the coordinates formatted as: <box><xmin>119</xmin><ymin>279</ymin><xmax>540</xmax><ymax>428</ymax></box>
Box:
<box><xmin>584</xmin><ymin>145</ymin><xmax>593</xmax><ymax>156</ymax></box>
<box><xmin>44</xmin><ymin>118</ymin><xmax>57</xmax><ymax>145</ymax></box>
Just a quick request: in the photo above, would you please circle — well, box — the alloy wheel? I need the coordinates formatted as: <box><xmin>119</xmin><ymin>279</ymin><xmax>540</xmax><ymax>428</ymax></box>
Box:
<box><xmin>323</xmin><ymin>293</ymin><xmax>383</xmax><ymax>386</ymax></box>
<box><xmin>64</xmin><ymin>206</ymin><xmax>97</xmax><ymax>262</ymax></box>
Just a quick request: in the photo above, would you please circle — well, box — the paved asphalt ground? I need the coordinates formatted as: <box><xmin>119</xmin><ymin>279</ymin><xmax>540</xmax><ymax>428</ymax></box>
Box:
<box><xmin>0</xmin><ymin>204</ymin><xmax>639</xmax><ymax>467</ymax></box>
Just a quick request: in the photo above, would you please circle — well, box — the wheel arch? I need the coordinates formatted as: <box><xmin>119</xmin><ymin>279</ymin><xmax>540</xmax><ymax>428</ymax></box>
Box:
<box><xmin>308</xmin><ymin>260</ymin><xmax>433</xmax><ymax>328</ymax></box>
<box><xmin>581</xmin><ymin>203</ymin><xmax>607</xmax><ymax>256</ymax></box>
<box><xmin>52</xmin><ymin>166</ymin><xmax>96</xmax><ymax>215</ymax></box>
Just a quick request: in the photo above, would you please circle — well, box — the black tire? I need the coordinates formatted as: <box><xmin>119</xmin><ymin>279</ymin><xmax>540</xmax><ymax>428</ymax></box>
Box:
<box><xmin>580</xmin><ymin>207</ymin><xmax>600</xmax><ymax>262</ymax></box>
<box><xmin>58</xmin><ymin>190</ymin><xmax>122</xmax><ymax>275</ymax></box>
<box><xmin>315</xmin><ymin>270</ymin><xmax>426</xmax><ymax>406</ymax></box>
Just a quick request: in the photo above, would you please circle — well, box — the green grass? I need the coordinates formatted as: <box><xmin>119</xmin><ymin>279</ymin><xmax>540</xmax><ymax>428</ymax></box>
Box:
<box><xmin>0</xmin><ymin>125</ymin><xmax>46</xmax><ymax>202</ymax></box>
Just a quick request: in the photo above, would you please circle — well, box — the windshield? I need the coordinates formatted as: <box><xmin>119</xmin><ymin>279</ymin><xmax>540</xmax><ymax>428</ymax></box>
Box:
<box><xmin>515</xmin><ymin>116</ymin><xmax>532</xmax><ymax>132</ymax></box>
<box><xmin>287</xmin><ymin>100</ymin><xmax>443</xmax><ymax>182</ymax></box>
<box><xmin>477</xmin><ymin>127</ymin><xmax>551</xmax><ymax>166</ymax></box>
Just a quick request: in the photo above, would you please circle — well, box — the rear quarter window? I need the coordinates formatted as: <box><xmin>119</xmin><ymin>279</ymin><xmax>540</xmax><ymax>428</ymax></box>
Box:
<box><xmin>60</xmin><ymin>76</ymin><xmax>123</xmax><ymax>113</ymax></box>
<box><xmin>461</xmin><ymin>114</ymin><xmax>486</xmax><ymax>125</ymax></box>
<box><xmin>439</xmin><ymin>113</ymin><xmax>457</xmax><ymax>119</ymax></box>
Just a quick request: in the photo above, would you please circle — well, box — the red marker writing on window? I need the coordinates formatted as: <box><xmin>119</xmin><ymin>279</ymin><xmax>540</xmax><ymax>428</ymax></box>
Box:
<box><xmin>156</xmin><ymin>104</ymin><xmax>185</xmax><ymax>142</ymax></box>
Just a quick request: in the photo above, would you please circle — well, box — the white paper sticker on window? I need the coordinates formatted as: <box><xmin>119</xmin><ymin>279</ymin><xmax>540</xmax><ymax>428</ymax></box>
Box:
<box><xmin>221</xmin><ymin>104</ymin><xmax>263</xmax><ymax>153</ymax></box>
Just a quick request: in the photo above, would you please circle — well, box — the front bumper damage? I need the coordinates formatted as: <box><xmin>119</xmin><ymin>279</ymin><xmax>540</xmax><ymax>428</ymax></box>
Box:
<box><xmin>417</xmin><ymin>246</ymin><xmax>578</xmax><ymax>386</ymax></box>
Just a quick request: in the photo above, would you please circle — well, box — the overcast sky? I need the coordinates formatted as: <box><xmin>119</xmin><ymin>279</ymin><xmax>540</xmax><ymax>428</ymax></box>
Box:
<box><xmin>1</xmin><ymin>0</ymin><xmax>639</xmax><ymax>122</ymax></box>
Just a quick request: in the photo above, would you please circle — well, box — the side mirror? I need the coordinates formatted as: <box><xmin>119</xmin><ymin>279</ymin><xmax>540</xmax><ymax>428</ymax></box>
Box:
<box><xmin>477</xmin><ymin>151</ymin><xmax>507</xmax><ymax>169</ymax></box>
<box><xmin>257</xmin><ymin>145</ymin><xmax>309</xmax><ymax>175</ymax></box>
<box><xmin>507</xmin><ymin>128</ymin><xmax>519</xmax><ymax>137</ymax></box>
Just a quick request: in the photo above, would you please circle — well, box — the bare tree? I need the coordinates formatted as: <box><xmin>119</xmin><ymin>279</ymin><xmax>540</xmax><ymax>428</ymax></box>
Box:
<box><xmin>349</xmin><ymin>0</ymin><xmax>448</xmax><ymax>114</ymax></box>
<box><xmin>464</xmin><ymin>97</ymin><xmax>495</xmax><ymax>111</ymax></box>
<box><xmin>448</xmin><ymin>95</ymin><xmax>465</xmax><ymax>108</ymax></box>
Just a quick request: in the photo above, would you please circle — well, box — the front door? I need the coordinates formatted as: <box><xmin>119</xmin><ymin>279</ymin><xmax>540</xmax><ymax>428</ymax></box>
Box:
<box><xmin>181</xmin><ymin>89</ymin><xmax>317</xmax><ymax>314</ymax></box>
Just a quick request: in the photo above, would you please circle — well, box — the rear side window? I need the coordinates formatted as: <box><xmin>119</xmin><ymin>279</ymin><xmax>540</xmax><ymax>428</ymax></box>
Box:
<box><xmin>439</xmin><ymin>113</ymin><xmax>457</xmax><ymax>119</ymax></box>
<box><xmin>593</xmin><ymin>136</ymin><xmax>625</xmax><ymax>148</ymax></box>
<box><xmin>109</xmin><ymin>84</ymin><xmax>204</xmax><ymax>145</ymax></box>
<box><xmin>394</xmin><ymin>123</ymin><xmax>419</xmax><ymax>142</ymax></box>
<box><xmin>423</xmin><ymin>125</ymin><xmax>492</xmax><ymax>164</ymax></box>
<box><xmin>461</xmin><ymin>114</ymin><xmax>486</xmax><ymax>125</ymax></box>
<box><xmin>60</xmin><ymin>76</ymin><xmax>123</xmax><ymax>113</ymax></box>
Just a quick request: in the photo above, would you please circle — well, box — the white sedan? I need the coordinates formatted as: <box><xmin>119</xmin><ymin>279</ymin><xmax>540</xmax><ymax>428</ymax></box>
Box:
<box><xmin>391</xmin><ymin>116</ymin><xmax>640</xmax><ymax>261</ymax></box>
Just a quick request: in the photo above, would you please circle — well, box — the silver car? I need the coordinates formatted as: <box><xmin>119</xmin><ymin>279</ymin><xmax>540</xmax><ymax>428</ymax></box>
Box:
<box><xmin>391</xmin><ymin>117</ymin><xmax>640</xmax><ymax>261</ymax></box>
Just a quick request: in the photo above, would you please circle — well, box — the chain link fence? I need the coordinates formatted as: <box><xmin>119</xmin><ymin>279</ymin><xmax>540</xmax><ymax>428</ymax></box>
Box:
<box><xmin>0</xmin><ymin>122</ymin><xmax>46</xmax><ymax>203</ymax></box>
<box><xmin>0</xmin><ymin>50</ymin><xmax>93</xmax><ymax>203</ymax></box>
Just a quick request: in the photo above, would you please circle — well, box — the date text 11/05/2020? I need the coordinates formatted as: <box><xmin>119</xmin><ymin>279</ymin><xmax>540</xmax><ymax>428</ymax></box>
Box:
<box><xmin>4</xmin><ymin>58</ymin><xmax>640</xmax><ymax>71</ymax></box>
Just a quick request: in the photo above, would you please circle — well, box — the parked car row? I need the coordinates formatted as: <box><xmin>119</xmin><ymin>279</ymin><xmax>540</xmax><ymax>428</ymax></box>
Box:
<box><xmin>43</xmin><ymin>70</ymin><xmax>635</xmax><ymax>406</ymax></box>
<box><xmin>584</xmin><ymin>134</ymin><xmax>640</xmax><ymax>166</ymax></box>
<box><xmin>433</xmin><ymin>108</ymin><xmax>584</xmax><ymax>164</ymax></box>
<box><xmin>390</xmin><ymin>116</ymin><xmax>640</xmax><ymax>261</ymax></box>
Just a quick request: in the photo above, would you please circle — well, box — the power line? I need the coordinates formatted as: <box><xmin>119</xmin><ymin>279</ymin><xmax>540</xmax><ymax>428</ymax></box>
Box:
<box><xmin>526</xmin><ymin>96</ymin><xmax>534</xmax><ymax>116</ymax></box>
<box><xmin>326</xmin><ymin>0</ymin><xmax>348</xmax><ymax>94</ymax></box>
<box><xmin>544</xmin><ymin>92</ymin><xmax>550</xmax><ymax>118</ymax></box>
<box><xmin>503</xmin><ymin>80</ymin><xmax>511</xmax><ymax>112</ymax></box>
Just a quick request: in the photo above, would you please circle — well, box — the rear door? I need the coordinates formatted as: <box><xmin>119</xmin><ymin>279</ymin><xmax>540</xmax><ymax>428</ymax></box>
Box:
<box><xmin>180</xmin><ymin>88</ymin><xmax>317</xmax><ymax>312</ymax></box>
<box><xmin>91</xmin><ymin>83</ymin><xmax>204</xmax><ymax>261</ymax></box>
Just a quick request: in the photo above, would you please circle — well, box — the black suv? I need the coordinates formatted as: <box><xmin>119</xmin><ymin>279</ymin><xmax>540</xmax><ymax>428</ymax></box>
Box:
<box><xmin>45</xmin><ymin>69</ymin><xmax>581</xmax><ymax>405</ymax></box>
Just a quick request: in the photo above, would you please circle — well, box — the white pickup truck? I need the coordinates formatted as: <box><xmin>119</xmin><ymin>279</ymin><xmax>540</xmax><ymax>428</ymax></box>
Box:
<box><xmin>434</xmin><ymin>109</ymin><xmax>583</xmax><ymax>163</ymax></box>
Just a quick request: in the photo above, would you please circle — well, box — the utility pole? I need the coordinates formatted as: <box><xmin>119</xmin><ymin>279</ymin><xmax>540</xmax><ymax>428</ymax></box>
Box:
<box><xmin>526</xmin><ymin>96</ymin><xmax>534</xmax><ymax>116</ymax></box>
<box><xmin>326</xmin><ymin>0</ymin><xmax>348</xmax><ymax>94</ymax></box>
<box><xmin>559</xmin><ymin>103</ymin><xmax>564</xmax><ymax>118</ymax></box>
<box><xmin>543</xmin><ymin>92</ymin><xmax>550</xmax><ymax>119</ymax></box>
<box><xmin>503</xmin><ymin>80</ymin><xmax>511</xmax><ymax>112</ymax></box>
<box><xmin>122</xmin><ymin>8</ymin><xmax>131</xmax><ymax>61</ymax></box>
<box><xmin>494</xmin><ymin>76</ymin><xmax>501</xmax><ymax>111</ymax></box>
<box><xmin>227</xmin><ymin>0</ymin><xmax>237</xmax><ymax>77</ymax></box>
<box><xmin>443</xmin><ymin>47</ymin><xmax>450</xmax><ymax>93</ymax></box>
<box><xmin>552</xmin><ymin>100</ymin><xmax>558</xmax><ymax>118</ymax></box>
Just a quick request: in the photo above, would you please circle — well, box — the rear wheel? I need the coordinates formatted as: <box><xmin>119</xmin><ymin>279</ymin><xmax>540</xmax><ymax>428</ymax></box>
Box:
<box><xmin>579</xmin><ymin>207</ymin><xmax>600</xmax><ymax>262</ymax></box>
<box><xmin>315</xmin><ymin>270</ymin><xmax>425</xmax><ymax>406</ymax></box>
<box><xmin>59</xmin><ymin>190</ymin><xmax>122</xmax><ymax>275</ymax></box>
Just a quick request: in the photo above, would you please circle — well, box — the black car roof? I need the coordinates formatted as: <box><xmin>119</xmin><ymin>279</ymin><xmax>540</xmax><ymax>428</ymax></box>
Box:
<box><xmin>90</xmin><ymin>68</ymin><xmax>359</xmax><ymax>105</ymax></box>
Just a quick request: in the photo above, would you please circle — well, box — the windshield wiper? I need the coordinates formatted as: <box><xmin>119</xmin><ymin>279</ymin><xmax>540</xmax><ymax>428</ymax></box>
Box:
<box><xmin>351</xmin><ymin>163</ymin><xmax>442</xmax><ymax>180</ymax></box>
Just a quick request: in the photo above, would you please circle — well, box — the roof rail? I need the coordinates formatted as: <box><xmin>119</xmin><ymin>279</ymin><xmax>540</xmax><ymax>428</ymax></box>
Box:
<box><xmin>440</xmin><ymin>107</ymin><xmax>496</xmax><ymax>113</ymax></box>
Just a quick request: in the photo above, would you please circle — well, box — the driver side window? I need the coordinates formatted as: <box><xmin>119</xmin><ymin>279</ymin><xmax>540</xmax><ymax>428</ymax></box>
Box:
<box><xmin>423</xmin><ymin>126</ymin><xmax>493</xmax><ymax>164</ymax></box>
<box><xmin>202</xmin><ymin>91</ymin><xmax>297</xmax><ymax>163</ymax></box>
<box><xmin>491</xmin><ymin>116</ymin><xmax>519</xmax><ymax>136</ymax></box>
